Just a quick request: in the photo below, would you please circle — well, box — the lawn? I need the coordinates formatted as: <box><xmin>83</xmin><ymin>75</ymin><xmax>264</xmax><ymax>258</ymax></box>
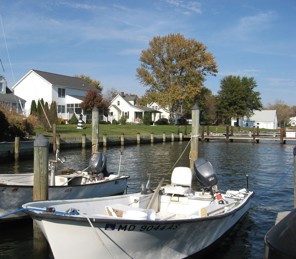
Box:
<box><xmin>35</xmin><ymin>124</ymin><xmax>268</xmax><ymax>139</ymax></box>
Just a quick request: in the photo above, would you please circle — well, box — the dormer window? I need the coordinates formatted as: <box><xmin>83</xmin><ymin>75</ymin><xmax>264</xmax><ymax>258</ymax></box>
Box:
<box><xmin>58</xmin><ymin>88</ymin><xmax>65</xmax><ymax>98</ymax></box>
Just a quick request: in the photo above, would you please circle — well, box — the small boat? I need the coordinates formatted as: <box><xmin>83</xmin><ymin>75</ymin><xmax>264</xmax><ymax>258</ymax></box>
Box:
<box><xmin>0</xmin><ymin>152</ymin><xmax>129</xmax><ymax>222</ymax></box>
<box><xmin>23</xmin><ymin>158</ymin><xmax>254</xmax><ymax>258</ymax></box>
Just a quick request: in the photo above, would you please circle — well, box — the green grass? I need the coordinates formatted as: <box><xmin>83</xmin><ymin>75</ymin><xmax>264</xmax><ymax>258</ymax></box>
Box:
<box><xmin>36</xmin><ymin>123</ymin><xmax>277</xmax><ymax>139</ymax></box>
<box><xmin>37</xmin><ymin>124</ymin><xmax>191</xmax><ymax>138</ymax></box>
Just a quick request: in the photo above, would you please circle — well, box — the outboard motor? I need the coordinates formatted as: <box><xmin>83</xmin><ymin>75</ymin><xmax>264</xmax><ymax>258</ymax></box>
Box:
<box><xmin>88</xmin><ymin>152</ymin><xmax>109</xmax><ymax>177</ymax></box>
<box><xmin>194</xmin><ymin>158</ymin><xmax>218</xmax><ymax>193</ymax></box>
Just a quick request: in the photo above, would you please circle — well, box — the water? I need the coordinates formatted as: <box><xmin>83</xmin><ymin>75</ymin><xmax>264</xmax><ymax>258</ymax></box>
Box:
<box><xmin>0</xmin><ymin>141</ymin><xmax>294</xmax><ymax>259</ymax></box>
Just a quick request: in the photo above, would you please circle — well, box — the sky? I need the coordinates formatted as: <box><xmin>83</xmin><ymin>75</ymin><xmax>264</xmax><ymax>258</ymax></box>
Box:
<box><xmin>0</xmin><ymin>0</ymin><xmax>295</xmax><ymax>106</ymax></box>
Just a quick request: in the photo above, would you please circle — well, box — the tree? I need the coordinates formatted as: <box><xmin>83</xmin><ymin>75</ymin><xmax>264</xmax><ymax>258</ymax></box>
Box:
<box><xmin>216</xmin><ymin>75</ymin><xmax>262</xmax><ymax>125</ymax></box>
<box><xmin>77</xmin><ymin>74</ymin><xmax>103</xmax><ymax>92</ymax></box>
<box><xmin>80</xmin><ymin>89</ymin><xmax>108</xmax><ymax>114</ymax></box>
<box><xmin>30</xmin><ymin>100</ymin><xmax>37</xmax><ymax>115</ymax></box>
<box><xmin>136</xmin><ymin>33</ymin><xmax>218</xmax><ymax>123</ymax></box>
<box><xmin>266</xmin><ymin>100</ymin><xmax>293</xmax><ymax>127</ymax></box>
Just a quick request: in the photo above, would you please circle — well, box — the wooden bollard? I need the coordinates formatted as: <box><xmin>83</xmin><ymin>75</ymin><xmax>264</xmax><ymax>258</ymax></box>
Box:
<box><xmin>225</xmin><ymin>126</ymin><xmax>229</xmax><ymax>142</ymax></box>
<box><xmin>92</xmin><ymin>107</ymin><xmax>99</xmax><ymax>153</ymax></box>
<box><xmin>206</xmin><ymin>126</ymin><xmax>209</xmax><ymax>136</ymax></box>
<box><xmin>280</xmin><ymin>127</ymin><xmax>286</xmax><ymax>144</ymax></box>
<box><xmin>184</xmin><ymin>126</ymin><xmax>187</xmax><ymax>135</ymax></box>
<box><xmin>201</xmin><ymin>126</ymin><xmax>205</xmax><ymax>141</ymax></box>
<box><xmin>171</xmin><ymin>133</ymin><xmax>174</xmax><ymax>142</ymax></box>
<box><xmin>14</xmin><ymin>136</ymin><xmax>20</xmax><ymax>160</ymax></box>
<box><xmin>162</xmin><ymin>133</ymin><xmax>166</xmax><ymax>142</ymax></box>
<box><xmin>150</xmin><ymin>133</ymin><xmax>154</xmax><ymax>144</ymax></box>
<box><xmin>121</xmin><ymin>133</ymin><xmax>125</xmax><ymax>146</ymax></box>
<box><xmin>137</xmin><ymin>133</ymin><xmax>140</xmax><ymax>144</ymax></box>
<box><xmin>82</xmin><ymin>134</ymin><xmax>86</xmax><ymax>149</ymax></box>
<box><xmin>52</xmin><ymin>123</ymin><xmax>56</xmax><ymax>153</ymax></box>
<box><xmin>33</xmin><ymin>134</ymin><xmax>49</xmax><ymax>257</ymax></box>
<box><xmin>56</xmin><ymin>134</ymin><xmax>60</xmax><ymax>150</ymax></box>
<box><xmin>179</xmin><ymin>132</ymin><xmax>183</xmax><ymax>142</ymax></box>
<box><xmin>190</xmin><ymin>104</ymin><xmax>200</xmax><ymax>171</ymax></box>
<box><xmin>103</xmin><ymin>134</ymin><xmax>107</xmax><ymax>147</ymax></box>
<box><xmin>294</xmin><ymin>147</ymin><xmax>296</xmax><ymax>208</ymax></box>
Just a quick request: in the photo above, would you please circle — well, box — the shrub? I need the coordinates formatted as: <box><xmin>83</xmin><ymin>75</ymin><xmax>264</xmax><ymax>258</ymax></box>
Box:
<box><xmin>119</xmin><ymin>116</ymin><xmax>127</xmax><ymax>125</ymax></box>
<box><xmin>69</xmin><ymin>114</ymin><xmax>78</xmax><ymax>124</ymax></box>
<box><xmin>155</xmin><ymin>118</ymin><xmax>169</xmax><ymax>125</ymax></box>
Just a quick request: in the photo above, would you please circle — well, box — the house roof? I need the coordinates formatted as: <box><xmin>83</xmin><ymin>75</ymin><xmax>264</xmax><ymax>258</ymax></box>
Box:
<box><xmin>32</xmin><ymin>70</ymin><xmax>94</xmax><ymax>91</ymax></box>
<box><xmin>0</xmin><ymin>93</ymin><xmax>25</xmax><ymax>104</ymax></box>
<box><xmin>135</xmin><ymin>105</ymin><xmax>160</xmax><ymax>112</ymax></box>
<box><xmin>250</xmin><ymin>110</ymin><xmax>277</xmax><ymax>122</ymax></box>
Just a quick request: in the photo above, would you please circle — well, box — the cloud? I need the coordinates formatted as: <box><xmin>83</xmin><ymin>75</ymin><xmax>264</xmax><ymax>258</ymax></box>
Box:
<box><xmin>229</xmin><ymin>11</ymin><xmax>277</xmax><ymax>41</ymax></box>
<box><xmin>164</xmin><ymin>0</ymin><xmax>202</xmax><ymax>15</ymax></box>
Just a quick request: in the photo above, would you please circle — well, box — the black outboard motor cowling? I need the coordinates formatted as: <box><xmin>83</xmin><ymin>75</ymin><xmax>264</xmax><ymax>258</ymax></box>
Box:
<box><xmin>194</xmin><ymin>158</ymin><xmax>218</xmax><ymax>188</ymax></box>
<box><xmin>88</xmin><ymin>152</ymin><xmax>109</xmax><ymax>177</ymax></box>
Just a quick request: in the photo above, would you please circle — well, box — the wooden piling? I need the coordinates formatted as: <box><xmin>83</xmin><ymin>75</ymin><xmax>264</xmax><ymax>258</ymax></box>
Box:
<box><xmin>14</xmin><ymin>136</ymin><xmax>20</xmax><ymax>160</ymax></box>
<box><xmin>92</xmin><ymin>107</ymin><xmax>99</xmax><ymax>153</ymax></box>
<box><xmin>162</xmin><ymin>133</ymin><xmax>166</xmax><ymax>142</ymax></box>
<box><xmin>103</xmin><ymin>134</ymin><xmax>107</xmax><ymax>147</ymax></box>
<box><xmin>137</xmin><ymin>133</ymin><xmax>141</xmax><ymax>144</ymax></box>
<box><xmin>179</xmin><ymin>132</ymin><xmax>183</xmax><ymax>142</ymax></box>
<box><xmin>52</xmin><ymin>123</ymin><xmax>56</xmax><ymax>153</ymax></box>
<box><xmin>190</xmin><ymin>104</ymin><xmax>199</xmax><ymax>171</ymax></box>
<box><xmin>33</xmin><ymin>134</ymin><xmax>49</xmax><ymax>257</ymax></box>
<box><xmin>226</xmin><ymin>125</ymin><xmax>230</xmax><ymax>142</ymax></box>
<box><xmin>201</xmin><ymin>126</ymin><xmax>205</xmax><ymax>141</ymax></box>
<box><xmin>150</xmin><ymin>133</ymin><xmax>154</xmax><ymax>144</ymax></box>
<box><xmin>171</xmin><ymin>133</ymin><xmax>174</xmax><ymax>142</ymax></box>
<box><xmin>56</xmin><ymin>134</ymin><xmax>60</xmax><ymax>150</ymax></box>
<box><xmin>294</xmin><ymin>147</ymin><xmax>296</xmax><ymax>208</ymax></box>
<box><xmin>82</xmin><ymin>134</ymin><xmax>86</xmax><ymax>149</ymax></box>
<box><xmin>121</xmin><ymin>133</ymin><xmax>125</xmax><ymax>146</ymax></box>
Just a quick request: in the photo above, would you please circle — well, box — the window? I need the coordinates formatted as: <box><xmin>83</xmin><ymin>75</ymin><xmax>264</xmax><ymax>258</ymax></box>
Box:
<box><xmin>58</xmin><ymin>105</ymin><xmax>65</xmax><ymax>113</ymax></box>
<box><xmin>58</xmin><ymin>88</ymin><xmax>65</xmax><ymax>98</ymax></box>
<box><xmin>0</xmin><ymin>82</ymin><xmax>2</xmax><ymax>92</ymax></box>
<box><xmin>67</xmin><ymin>103</ymin><xmax>81</xmax><ymax>114</ymax></box>
<box><xmin>117</xmin><ymin>100</ymin><xmax>120</xmax><ymax>106</ymax></box>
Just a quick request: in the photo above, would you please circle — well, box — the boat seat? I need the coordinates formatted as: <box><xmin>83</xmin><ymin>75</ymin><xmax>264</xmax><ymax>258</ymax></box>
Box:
<box><xmin>163</xmin><ymin>167</ymin><xmax>192</xmax><ymax>196</ymax></box>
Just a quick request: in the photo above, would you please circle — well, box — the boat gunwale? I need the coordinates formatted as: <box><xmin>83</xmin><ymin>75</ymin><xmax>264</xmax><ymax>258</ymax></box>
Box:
<box><xmin>0</xmin><ymin>175</ymin><xmax>129</xmax><ymax>188</ymax></box>
<box><xmin>24</xmin><ymin>191</ymin><xmax>254</xmax><ymax>225</ymax></box>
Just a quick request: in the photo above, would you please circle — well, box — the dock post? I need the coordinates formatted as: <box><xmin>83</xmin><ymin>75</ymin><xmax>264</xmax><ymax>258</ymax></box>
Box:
<box><xmin>137</xmin><ymin>133</ymin><xmax>141</xmax><ymax>144</ymax></box>
<box><xmin>92</xmin><ymin>107</ymin><xmax>99</xmax><ymax>153</ymax></box>
<box><xmin>121</xmin><ymin>133</ymin><xmax>125</xmax><ymax>146</ymax></box>
<box><xmin>52</xmin><ymin>123</ymin><xmax>56</xmax><ymax>153</ymax></box>
<box><xmin>226</xmin><ymin>125</ymin><xmax>230</xmax><ymax>142</ymax></box>
<box><xmin>280</xmin><ymin>127</ymin><xmax>286</xmax><ymax>144</ymax></box>
<box><xmin>14</xmin><ymin>136</ymin><xmax>20</xmax><ymax>160</ymax></box>
<box><xmin>150</xmin><ymin>132</ymin><xmax>154</xmax><ymax>144</ymax></box>
<box><xmin>190</xmin><ymin>104</ymin><xmax>199</xmax><ymax>171</ymax></box>
<box><xmin>171</xmin><ymin>133</ymin><xmax>174</xmax><ymax>142</ymax></box>
<box><xmin>201</xmin><ymin>126</ymin><xmax>205</xmax><ymax>141</ymax></box>
<box><xmin>82</xmin><ymin>134</ymin><xmax>86</xmax><ymax>149</ymax></box>
<box><xmin>162</xmin><ymin>132</ymin><xmax>166</xmax><ymax>142</ymax></box>
<box><xmin>103</xmin><ymin>134</ymin><xmax>107</xmax><ymax>147</ymax></box>
<box><xmin>294</xmin><ymin>147</ymin><xmax>296</xmax><ymax>208</ymax></box>
<box><xmin>33</xmin><ymin>134</ymin><xmax>49</xmax><ymax>257</ymax></box>
<box><xmin>179</xmin><ymin>132</ymin><xmax>183</xmax><ymax>142</ymax></box>
<box><xmin>56</xmin><ymin>134</ymin><xmax>60</xmax><ymax>150</ymax></box>
<box><xmin>252</xmin><ymin>126</ymin><xmax>256</xmax><ymax>143</ymax></box>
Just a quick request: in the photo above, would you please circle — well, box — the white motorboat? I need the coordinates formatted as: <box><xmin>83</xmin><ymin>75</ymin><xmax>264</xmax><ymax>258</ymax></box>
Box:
<box><xmin>23</xmin><ymin>158</ymin><xmax>254</xmax><ymax>258</ymax></box>
<box><xmin>0</xmin><ymin>152</ymin><xmax>129</xmax><ymax>222</ymax></box>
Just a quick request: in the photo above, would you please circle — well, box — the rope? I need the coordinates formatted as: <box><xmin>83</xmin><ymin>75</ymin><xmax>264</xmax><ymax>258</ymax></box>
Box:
<box><xmin>167</xmin><ymin>138</ymin><xmax>192</xmax><ymax>174</ymax></box>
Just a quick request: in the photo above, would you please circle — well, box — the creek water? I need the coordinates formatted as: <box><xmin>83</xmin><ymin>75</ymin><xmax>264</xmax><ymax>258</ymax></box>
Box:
<box><xmin>0</xmin><ymin>140</ymin><xmax>294</xmax><ymax>259</ymax></box>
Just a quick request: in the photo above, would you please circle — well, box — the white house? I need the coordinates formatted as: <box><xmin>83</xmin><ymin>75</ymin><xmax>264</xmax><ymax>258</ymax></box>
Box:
<box><xmin>147</xmin><ymin>102</ymin><xmax>170</xmax><ymax>121</ymax></box>
<box><xmin>231</xmin><ymin>110</ymin><xmax>278</xmax><ymax>129</ymax></box>
<box><xmin>0</xmin><ymin>75</ymin><xmax>25</xmax><ymax>114</ymax></box>
<box><xmin>108</xmin><ymin>93</ymin><xmax>161</xmax><ymax>123</ymax></box>
<box><xmin>12</xmin><ymin>69</ymin><xmax>94</xmax><ymax>120</ymax></box>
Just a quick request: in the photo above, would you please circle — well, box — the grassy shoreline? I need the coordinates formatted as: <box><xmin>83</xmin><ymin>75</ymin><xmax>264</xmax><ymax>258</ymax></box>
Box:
<box><xmin>36</xmin><ymin>124</ymin><xmax>278</xmax><ymax>139</ymax></box>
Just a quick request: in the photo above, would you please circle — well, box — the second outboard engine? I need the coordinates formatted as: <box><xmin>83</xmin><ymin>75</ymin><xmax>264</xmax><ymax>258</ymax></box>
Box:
<box><xmin>194</xmin><ymin>158</ymin><xmax>218</xmax><ymax>193</ymax></box>
<box><xmin>88</xmin><ymin>152</ymin><xmax>109</xmax><ymax>177</ymax></box>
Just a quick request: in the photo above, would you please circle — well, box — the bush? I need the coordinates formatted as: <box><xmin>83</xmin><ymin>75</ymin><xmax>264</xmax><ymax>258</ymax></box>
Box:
<box><xmin>143</xmin><ymin>113</ymin><xmax>152</xmax><ymax>125</ymax></box>
<box><xmin>155</xmin><ymin>118</ymin><xmax>169</xmax><ymax>125</ymax></box>
<box><xmin>119</xmin><ymin>116</ymin><xmax>127</xmax><ymax>125</ymax></box>
<box><xmin>68</xmin><ymin>114</ymin><xmax>78</xmax><ymax>124</ymax></box>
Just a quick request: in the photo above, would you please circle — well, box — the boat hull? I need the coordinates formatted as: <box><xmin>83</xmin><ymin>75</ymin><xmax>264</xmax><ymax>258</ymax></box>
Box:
<box><xmin>27</xmin><ymin>192</ymin><xmax>253</xmax><ymax>259</ymax></box>
<box><xmin>0</xmin><ymin>176</ymin><xmax>129</xmax><ymax>222</ymax></box>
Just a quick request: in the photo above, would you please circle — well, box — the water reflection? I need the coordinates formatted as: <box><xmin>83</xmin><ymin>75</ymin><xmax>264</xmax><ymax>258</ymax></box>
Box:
<box><xmin>0</xmin><ymin>141</ymin><xmax>294</xmax><ymax>259</ymax></box>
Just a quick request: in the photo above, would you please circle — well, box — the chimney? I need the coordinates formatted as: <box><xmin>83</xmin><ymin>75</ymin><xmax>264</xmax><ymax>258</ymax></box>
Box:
<box><xmin>121</xmin><ymin>92</ymin><xmax>125</xmax><ymax>97</ymax></box>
